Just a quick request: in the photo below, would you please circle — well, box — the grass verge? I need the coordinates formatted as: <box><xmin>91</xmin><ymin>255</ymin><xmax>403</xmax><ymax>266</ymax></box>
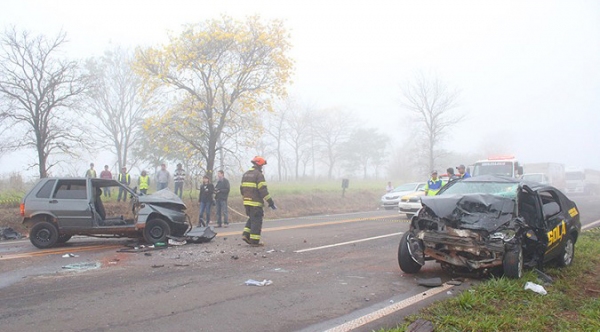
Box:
<box><xmin>386</xmin><ymin>228</ymin><xmax>600</xmax><ymax>332</ymax></box>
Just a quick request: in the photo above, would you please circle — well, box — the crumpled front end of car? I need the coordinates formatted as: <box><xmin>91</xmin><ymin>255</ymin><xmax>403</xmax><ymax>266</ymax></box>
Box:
<box><xmin>409</xmin><ymin>194</ymin><xmax>523</xmax><ymax>271</ymax></box>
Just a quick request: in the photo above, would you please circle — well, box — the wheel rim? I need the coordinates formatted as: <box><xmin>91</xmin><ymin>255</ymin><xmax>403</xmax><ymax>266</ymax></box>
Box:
<box><xmin>36</xmin><ymin>229</ymin><xmax>51</xmax><ymax>243</ymax></box>
<box><xmin>563</xmin><ymin>239</ymin><xmax>574</xmax><ymax>265</ymax></box>
<box><xmin>149</xmin><ymin>226</ymin><xmax>164</xmax><ymax>239</ymax></box>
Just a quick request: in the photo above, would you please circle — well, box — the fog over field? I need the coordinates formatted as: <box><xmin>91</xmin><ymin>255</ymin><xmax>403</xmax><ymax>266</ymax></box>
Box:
<box><xmin>0</xmin><ymin>0</ymin><xmax>598</xmax><ymax>180</ymax></box>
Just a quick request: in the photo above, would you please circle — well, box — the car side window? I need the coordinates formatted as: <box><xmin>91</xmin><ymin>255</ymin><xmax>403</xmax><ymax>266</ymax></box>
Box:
<box><xmin>539</xmin><ymin>190</ymin><xmax>562</xmax><ymax>218</ymax></box>
<box><xmin>53</xmin><ymin>180</ymin><xmax>87</xmax><ymax>199</ymax></box>
<box><xmin>36</xmin><ymin>180</ymin><xmax>56</xmax><ymax>198</ymax></box>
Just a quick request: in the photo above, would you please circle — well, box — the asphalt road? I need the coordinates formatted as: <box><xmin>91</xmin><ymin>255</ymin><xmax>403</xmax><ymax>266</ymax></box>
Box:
<box><xmin>0</xmin><ymin>195</ymin><xmax>598</xmax><ymax>332</ymax></box>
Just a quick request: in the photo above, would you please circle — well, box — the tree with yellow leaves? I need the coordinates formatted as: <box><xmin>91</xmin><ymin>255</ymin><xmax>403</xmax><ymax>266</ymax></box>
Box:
<box><xmin>133</xmin><ymin>16</ymin><xmax>293</xmax><ymax>175</ymax></box>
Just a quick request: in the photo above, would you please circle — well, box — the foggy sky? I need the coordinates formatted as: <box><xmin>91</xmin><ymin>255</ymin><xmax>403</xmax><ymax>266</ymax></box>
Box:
<box><xmin>1</xmin><ymin>0</ymin><xmax>599</xmax><ymax>178</ymax></box>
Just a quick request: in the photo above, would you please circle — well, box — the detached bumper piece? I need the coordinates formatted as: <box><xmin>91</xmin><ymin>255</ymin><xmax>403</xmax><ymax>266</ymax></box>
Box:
<box><xmin>169</xmin><ymin>226</ymin><xmax>217</xmax><ymax>244</ymax></box>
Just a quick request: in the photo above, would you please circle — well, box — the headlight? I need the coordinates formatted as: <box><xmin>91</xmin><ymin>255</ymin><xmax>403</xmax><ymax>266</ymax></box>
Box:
<box><xmin>491</xmin><ymin>230</ymin><xmax>516</xmax><ymax>242</ymax></box>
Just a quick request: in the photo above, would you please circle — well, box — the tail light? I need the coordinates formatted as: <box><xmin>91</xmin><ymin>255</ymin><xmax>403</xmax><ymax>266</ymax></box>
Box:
<box><xmin>20</xmin><ymin>202</ymin><xmax>25</xmax><ymax>216</ymax></box>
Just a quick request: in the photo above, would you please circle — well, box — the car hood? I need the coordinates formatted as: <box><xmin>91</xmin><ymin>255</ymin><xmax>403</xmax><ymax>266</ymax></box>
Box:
<box><xmin>138</xmin><ymin>189</ymin><xmax>187</xmax><ymax>209</ymax></box>
<box><xmin>420</xmin><ymin>194</ymin><xmax>515</xmax><ymax>232</ymax></box>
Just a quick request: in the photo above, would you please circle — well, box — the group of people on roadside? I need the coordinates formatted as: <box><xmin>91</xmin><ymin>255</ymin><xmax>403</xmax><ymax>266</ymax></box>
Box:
<box><xmin>424</xmin><ymin>164</ymin><xmax>471</xmax><ymax>196</ymax></box>
<box><xmin>84</xmin><ymin>163</ymin><xmax>187</xmax><ymax>201</ymax></box>
<box><xmin>85</xmin><ymin>156</ymin><xmax>276</xmax><ymax>247</ymax></box>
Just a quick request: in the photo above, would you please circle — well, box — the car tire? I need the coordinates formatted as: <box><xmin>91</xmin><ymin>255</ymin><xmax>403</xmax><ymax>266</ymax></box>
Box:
<box><xmin>30</xmin><ymin>222</ymin><xmax>59</xmax><ymax>249</ymax></box>
<box><xmin>503</xmin><ymin>244</ymin><xmax>523</xmax><ymax>278</ymax></box>
<box><xmin>398</xmin><ymin>232</ymin><xmax>422</xmax><ymax>274</ymax></box>
<box><xmin>57</xmin><ymin>234</ymin><xmax>72</xmax><ymax>244</ymax></box>
<box><xmin>557</xmin><ymin>234</ymin><xmax>575</xmax><ymax>267</ymax></box>
<box><xmin>143</xmin><ymin>219</ymin><xmax>171</xmax><ymax>244</ymax></box>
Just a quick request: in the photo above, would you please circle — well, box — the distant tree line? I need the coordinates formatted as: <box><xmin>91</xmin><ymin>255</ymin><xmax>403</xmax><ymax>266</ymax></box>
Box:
<box><xmin>0</xmin><ymin>18</ymin><xmax>462</xmax><ymax>183</ymax></box>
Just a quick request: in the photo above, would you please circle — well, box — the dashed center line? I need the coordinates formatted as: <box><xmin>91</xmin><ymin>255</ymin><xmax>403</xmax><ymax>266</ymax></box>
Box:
<box><xmin>294</xmin><ymin>232</ymin><xmax>403</xmax><ymax>253</ymax></box>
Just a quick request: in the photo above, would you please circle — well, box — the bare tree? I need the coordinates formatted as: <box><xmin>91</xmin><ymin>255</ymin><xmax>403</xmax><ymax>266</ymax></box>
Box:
<box><xmin>284</xmin><ymin>103</ymin><xmax>314</xmax><ymax>180</ymax></box>
<box><xmin>340</xmin><ymin>128</ymin><xmax>389</xmax><ymax>179</ymax></box>
<box><xmin>313</xmin><ymin>108</ymin><xmax>356</xmax><ymax>179</ymax></box>
<box><xmin>0</xmin><ymin>28</ymin><xmax>87</xmax><ymax>178</ymax></box>
<box><xmin>400</xmin><ymin>72</ymin><xmax>461</xmax><ymax>173</ymax></box>
<box><xmin>264</xmin><ymin>100</ymin><xmax>291</xmax><ymax>181</ymax></box>
<box><xmin>85</xmin><ymin>46</ymin><xmax>151</xmax><ymax>170</ymax></box>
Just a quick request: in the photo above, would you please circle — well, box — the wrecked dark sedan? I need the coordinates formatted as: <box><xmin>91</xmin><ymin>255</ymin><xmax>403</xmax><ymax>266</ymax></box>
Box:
<box><xmin>398</xmin><ymin>175</ymin><xmax>581</xmax><ymax>278</ymax></box>
<box><xmin>21</xmin><ymin>177</ymin><xmax>194</xmax><ymax>248</ymax></box>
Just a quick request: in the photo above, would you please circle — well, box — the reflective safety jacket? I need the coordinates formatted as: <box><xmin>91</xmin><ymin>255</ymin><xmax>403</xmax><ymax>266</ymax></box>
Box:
<box><xmin>118</xmin><ymin>173</ymin><xmax>131</xmax><ymax>185</ymax></box>
<box><xmin>240</xmin><ymin>167</ymin><xmax>272</xmax><ymax>207</ymax></box>
<box><xmin>425</xmin><ymin>178</ymin><xmax>443</xmax><ymax>196</ymax></box>
<box><xmin>138</xmin><ymin>175</ymin><xmax>149</xmax><ymax>190</ymax></box>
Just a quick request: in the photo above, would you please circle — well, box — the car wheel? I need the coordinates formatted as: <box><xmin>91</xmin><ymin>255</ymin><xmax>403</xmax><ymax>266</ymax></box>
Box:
<box><xmin>503</xmin><ymin>244</ymin><xmax>523</xmax><ymax>279</ymax></box>
<box><xmin>143</xmin><ymin>219</ymin><xmax>171</xmax><ymax>244</ymax></box>
<box><xmin>57</xmin><ymin>234</ymin><xmax>72</xmax><ymax>244</ymax></box>
<box><xmin>398</xmin><ymin>232</ymin><xmax>422</xmax><ymax>274</ymax></box>
<box><xmin>557</xmin><ymin>234</ymin><xmax>575</xmax><ymax>267</ymax></box>
<box><xmin>30</xmin><ymin>222</ymin><xmax>59</xmax><ymax>249</ymax></box>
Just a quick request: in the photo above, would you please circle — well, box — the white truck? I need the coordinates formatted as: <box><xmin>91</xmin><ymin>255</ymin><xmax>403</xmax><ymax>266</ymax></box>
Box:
<box><xmin>565</xmin><ymin>167</ymin><xmax>600</xmax><ymax>195</ymax></box>
<box><xmin>472</xmin><ymin>156</ymin><xmax>523</xmax><ymax>178</ymax></box>
<box><xmin>521</xmin><ymin>162</ymin><xmax>566</xmax><ymax>190</ymax></box>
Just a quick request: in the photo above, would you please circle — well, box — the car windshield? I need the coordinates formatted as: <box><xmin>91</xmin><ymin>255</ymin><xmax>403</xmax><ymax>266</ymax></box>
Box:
<box><xmin>440</xmin><ymin>181</ymin><xmax>519</xmax><ymax>198</ymax></box>
<box><xmin>393</xmin><ymin>183</ymin><xmax>417</xmax><ymax>192</ymax></box>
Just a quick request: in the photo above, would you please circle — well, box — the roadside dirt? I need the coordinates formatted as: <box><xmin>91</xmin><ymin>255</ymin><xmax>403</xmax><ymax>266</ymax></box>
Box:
<box><xmin>0</xmin><ymin>189</ymin><xmax>383</xmax><ymax>236</ymax></box>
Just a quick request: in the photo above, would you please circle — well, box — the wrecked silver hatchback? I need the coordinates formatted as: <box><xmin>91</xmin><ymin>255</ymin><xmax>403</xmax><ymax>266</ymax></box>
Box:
<box><xmin>21</xmin><ymin>177</ymin><xmax>215</xmax><ymax>249</ymax></box>
<box><xmin>398</xmin><ymin>175</ymin><xmax>581</xmax><ymax>278</ymax></box>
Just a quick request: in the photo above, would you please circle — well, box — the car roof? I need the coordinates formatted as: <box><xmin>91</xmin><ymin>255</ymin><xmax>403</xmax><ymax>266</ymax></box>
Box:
<box><xmin>461</xmin><ymin>175</ymin><xmax>555</xmax><ymax>191</ymax></box>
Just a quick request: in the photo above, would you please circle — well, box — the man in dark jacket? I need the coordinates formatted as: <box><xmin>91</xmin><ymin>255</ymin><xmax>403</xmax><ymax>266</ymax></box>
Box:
<box><xmin>214</xmin><ymin>170</ymin><xmax>230</xmax><ymax>228</ymax></box>
<box><xmin>198</xmin><ymin>175</ymin><xmax>214</xmax><ymax>227</ymax></box>
<box><xmin>240</xmin><ymin>156</ymin><xmax>276</xmax><ymax>246</ymax></box>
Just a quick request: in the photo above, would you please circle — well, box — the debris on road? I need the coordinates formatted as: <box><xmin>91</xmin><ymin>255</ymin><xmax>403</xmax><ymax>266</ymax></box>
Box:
<box><xmin>61</xmin><ymin>253</ymin><xmax>79</xmax><ymax>258</ymax></box>
<box><xmin>231</xmin><ymin>255</ymin><xmax>239</xmax><ymax>260</ymax></box>
<box><xmin>168</xmin><ymin>239</ymin><xmax>187</xmax><ymax>246</ymax></box>
<box><xmin>417</xmin><ymin>277</ymin><xmax>443</xmax><ymax>287</ymax></box>
<box><xmin>524</xmin><ymin>281</ymin><xmax>547</xmax><ymax>295</ymax></box>
<box><xmin>151</xmin><ymin>264</ymin><xmax>164</xmax><ymax>268</ymax></box>
<box><xmin>534</xmin><ymin>268</ymin><xmax>554</xmax><ymax>284</ymax></box>
<box><xmin>244</xmin><ymin>279</ymin><xmax>273</xmax><ymax>286</ymax></box>
<box><xmin>447</xmin><ymin>279</ymin><xmax>463</xmax><ymax>286</ymax></box>
<box><xmin>0</xmin><ymin>227</ymin><xmax>23</xmax><ymax>240</ymax></box>
<box><xmin>62</xmin><ymin>262</ymin><xmax>101</xmax><ymax>271</ymax></box>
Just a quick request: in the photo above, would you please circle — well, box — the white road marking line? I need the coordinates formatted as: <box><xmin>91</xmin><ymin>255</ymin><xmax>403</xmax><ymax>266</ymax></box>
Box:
<box><xmin>294</xmin><ymin>232</ymin><xmax>403</xmax><ymax>253</ymax></box>
<box><xmin>583</xmin><ymin>219</ymin><xmax>600</xmax><ymax>230</ymax></box>
<box><xmin>324</xmin><ymin>283</ymin><xmax>454</xmax><ymax>332</ymax></box>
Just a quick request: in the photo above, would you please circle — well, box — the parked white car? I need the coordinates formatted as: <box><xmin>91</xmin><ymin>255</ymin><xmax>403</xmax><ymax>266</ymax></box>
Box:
<box><xmin>380</xmin><ymin>182</ymin><xmax>426</xmax><ymax>210</ymax></box>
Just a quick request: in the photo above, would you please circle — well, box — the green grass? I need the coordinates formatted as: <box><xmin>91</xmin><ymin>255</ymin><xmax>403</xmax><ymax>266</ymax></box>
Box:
<box><xmin>385</xmin><ymin>228</ymin><xmax>600</xmax><ymax>332</ymax></box>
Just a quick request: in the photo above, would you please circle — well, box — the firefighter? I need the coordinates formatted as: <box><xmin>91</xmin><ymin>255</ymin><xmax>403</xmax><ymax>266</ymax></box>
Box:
<box><xmin>425</xmin><ymin>170</ymin><xmax>443</xmax><ymax>196</ymax></box>
<box><xmin>240</xmin><ymin>156</ymin><xmax>276</xmax><ymax>246</ymax></box>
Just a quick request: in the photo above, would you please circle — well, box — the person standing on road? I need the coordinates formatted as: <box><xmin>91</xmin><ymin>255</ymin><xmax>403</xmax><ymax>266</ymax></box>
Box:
<box><xmin>173</xmin><ymin>163</ymin><xmax>186</xmax><ymax>198</ymax></box>
<box><xmin>424</xmin><ymin>170</ymin><xmax>443</xmax><ymax>196</ymax></box>
<box><xmin>214</xmin><ymin>170</ymin><xmax>230</xmax><ymax>228</ymax></box>
<box><xmin>100</xmin><ymin>165</ymin><xmax>113</xmax><ymax>197</ymax></box>
<box><xmin>240</xmin><ymin>156</ymin><xmax>276</xmax><ymax>246</ymax></box>
<box><xmin>117</xmin><ymin>166</ymin><xmax>131</xmax><ymax>202</ymax></box>
<box><xmin>386</xmin><ymin>181</ymin><xmax>393</xmax><ymax>193</ymax></box>
<box><xmin>198</xmin><ymin>175</ymin><xmax>214</xmax><ymax>227</ymax></box>
<box><xmin>156</xmin><ymin>163</ymin><xmax>170</xmax><ymax>190</ymax></box>
<box><xmin>457</xmin><ymin>164</ymin><xmax>471</xmax><ymax>179</ymax></box>
<box><xmin>85</xmin><ymin>163</ymin><xmax>97</xmax><ymax>178</ymax></box>
<box><xmin>138</xmin><ymin>170</ymin><xmax>150</xmax><ymax>195</ymax></box>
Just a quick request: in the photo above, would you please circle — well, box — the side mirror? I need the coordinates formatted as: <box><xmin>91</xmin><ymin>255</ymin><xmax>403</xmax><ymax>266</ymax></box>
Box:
<box><xmin>543</xmin><ymin>202</ymin><xmax>560</xmax><ymax>219</ymax></box>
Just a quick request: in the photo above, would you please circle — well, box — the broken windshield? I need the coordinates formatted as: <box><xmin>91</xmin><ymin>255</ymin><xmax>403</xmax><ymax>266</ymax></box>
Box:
<box><xmin>440</xmin><ymin>181</ymin><xmax>518</xmax><ymax>198</ymax></box>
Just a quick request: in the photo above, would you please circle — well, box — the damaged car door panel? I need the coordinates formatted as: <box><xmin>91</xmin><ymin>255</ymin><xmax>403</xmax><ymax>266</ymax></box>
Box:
<box><xmin>398</xmin><ymin>175</ymin><xmax>581</xmax><ymax>278</ymax></box>
<box><xmin>20</xmin><ymin>177</ymin><xmax>211</xmax><ymax>249</ymax></box>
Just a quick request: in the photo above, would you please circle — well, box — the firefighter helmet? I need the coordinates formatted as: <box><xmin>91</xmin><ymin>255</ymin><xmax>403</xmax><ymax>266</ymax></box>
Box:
<box><xmin>251</xmin><ymin>156</ymin><xmax>267</xmax><ymax>167</ymax></box>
